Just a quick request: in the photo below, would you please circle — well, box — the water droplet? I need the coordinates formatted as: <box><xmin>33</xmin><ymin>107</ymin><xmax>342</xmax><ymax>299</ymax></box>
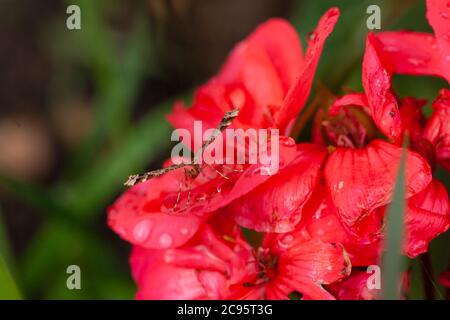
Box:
<box><xmin>307</xmin><ymin>31</ymin><xmax>317</xmax><ymax>42</ymax></box>
<box><xmin>159</xmin><ymin>233</ymin><xmax>173</xmax><ymax>248</ymax></box>
<box><xmin>384</xmin><ymin>46</ymin><xmax>399</xmax><ymax>53</ymax></box>
<box><xmin>252</xmin><ymin>166</ymin><xmax>274</xmax><ymax>176</ymax></box>
<box><xmin>133</xmin><ymin>220</ymin><xmax>152</xmax><ymax>243</ymax></box>
<box><xmin>228</xmin><ymin>88</ymin><xmax>246</xmax><ymax>109</ymax></box>
<box><xmin>440</xmin><ymin>11</ymin><xmax>449</xmax><ymax>19</ymax></box>
<box><xmin>337</xmin><ymin>180</ymin><xmax>344</xmax><ymax>191</ymax></box>
<box><xmin>180</xmin><ymin>228</ymin><xmax>189</xmax><ymax>235</ymax></box>
<box><xmin>278</xmin><ymin>234</ymin><xmax>294</xmax><ymax>248</ymax></box>
<box><xmin>194</xmin><ymin>192</ymin><xmax>209</xmax><ymax>203</ymax></box>
<box><xmin>407</xmin><ymin>58</ymin><xmax>425</xmax><ymax>67</ymax></box>
<box><xmin>163</xmin><ymin>250</ymin><xmax>175</xmax><ymax>263</ymax></box>
<box><xmin>280</xmin><ymin>136</ymin><xmax>296</xmax><ymax>147</ymax></box>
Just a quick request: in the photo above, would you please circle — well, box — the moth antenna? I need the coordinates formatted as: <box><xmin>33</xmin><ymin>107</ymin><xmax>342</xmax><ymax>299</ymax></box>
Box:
<box><xmin>124</xmin><ymin>163</ymin><xmax>186</xmax><ymax>187</ymax></box>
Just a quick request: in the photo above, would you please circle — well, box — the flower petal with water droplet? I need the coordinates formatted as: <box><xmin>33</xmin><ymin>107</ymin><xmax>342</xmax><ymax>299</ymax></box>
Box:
<box><xmin>324</xmin><ymin>139</ymin><xmax>432</xmax><ymax>231</ymax></box>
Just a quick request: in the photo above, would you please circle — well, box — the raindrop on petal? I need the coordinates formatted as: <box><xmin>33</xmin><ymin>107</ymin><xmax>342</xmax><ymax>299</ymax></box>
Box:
<box><xmin>159</xmin><ymin>233</ymin><xmax>173</xmax><ymax>248</ymax></box>
<box><xmin>132</xmin><ymin>220</ymin><xmax>152</xmax><ymax>243</ymax></box>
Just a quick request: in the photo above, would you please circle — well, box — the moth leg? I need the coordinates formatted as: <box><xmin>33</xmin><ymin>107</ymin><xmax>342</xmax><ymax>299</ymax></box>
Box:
<box><xmin>205</xmin><ymin>163</ymin><xmax>230</xmax><ymax>180</ymax></box>
<box><xmin>222</xmin><ymin>164</ymin><xmax>244</xmax><ymax>173</ymax></box>
<box><xmin>184</xmin><ymin>177</ymin><xmax>193</xmax><ymax>210</ymax></box>
<box><xmin>170</xmin><ymin>174</ymin><xmax>185</xmax><ymax>214</ymax></box>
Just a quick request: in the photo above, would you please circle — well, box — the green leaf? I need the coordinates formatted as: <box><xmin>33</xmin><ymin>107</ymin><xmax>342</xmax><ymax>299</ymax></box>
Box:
<box><xmin>0</xmin><ymin>256</ymin><xmax>22</xmax><ymax>299</ymax></box>
<box><xmin>0</xmin><ymin>206</ymin><xmax>22</xmax><ymax>300</ymax></box>
<box><xmin>382</xmin><ymin>146</ymin><xmax>407</xmax><ymax>300</ymax></box>
<box><xmin>0</xmin><ymin>173</ymin><xmax>83</xmax><ymax>226</ymax></box>
<box><xmin>63</xmin><ymin>0</ymin><xmax>153</xmax><ymax>177</ymax></box>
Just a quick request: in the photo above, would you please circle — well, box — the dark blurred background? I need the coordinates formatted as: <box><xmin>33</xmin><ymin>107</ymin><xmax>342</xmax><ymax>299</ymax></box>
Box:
<box><xmin>0</xmin><ymin>0</ymin><xmax>448</xmax><ymax>299</ymax></box>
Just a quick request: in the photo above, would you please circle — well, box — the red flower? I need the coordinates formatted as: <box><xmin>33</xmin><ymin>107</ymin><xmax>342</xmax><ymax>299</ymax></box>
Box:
<box><xmin>168</xmin><ymin>8</ymin><xmax>340</xmax><ymax>137</ymax></box>
<box><xmin>422</xmin><ymin>89</ymin><xmax>450</xmax><ymax>171</ymax></box>
<box><xmin>108</xmin><ymin>8</ymin><xmax>341</xmax><ymax>249</ymax></box>
<box><xmin>130</xmin><ymin>215</ymin><xmax>253</xmax><ymax>299</ymax></box>
<box><xmin>130</xmin><ymin>213</ymin><xmax>350</xmax><ymax>300</ymax></box>
<box><xmin>232</xmin><ymin>229</ymin><xmax>351</xmax><ymax>300</ymax></box>
<box><xmin>108</xmin><ymin>2</ymin><xmax>450</xmax><ymax>300</ymax></box>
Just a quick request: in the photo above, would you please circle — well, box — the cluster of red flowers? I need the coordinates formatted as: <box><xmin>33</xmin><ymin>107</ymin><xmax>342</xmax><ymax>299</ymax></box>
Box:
<box><xmin>108</xmin><ymin>0</ymin><xmax>449</xmax><ymax>300</ymax></box>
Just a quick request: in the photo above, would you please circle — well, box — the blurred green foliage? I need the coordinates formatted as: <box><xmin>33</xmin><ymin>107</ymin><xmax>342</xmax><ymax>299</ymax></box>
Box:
<box><xmin>0</xmin><ymin>0</ymin><xmax>448</xmax><ymax>299</ymax></box>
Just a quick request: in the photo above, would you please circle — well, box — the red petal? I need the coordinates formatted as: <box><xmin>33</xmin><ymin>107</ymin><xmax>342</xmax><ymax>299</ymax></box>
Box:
<box><xmin>398</xmin><ymin>97</ymin><xmax>427</xmax><ymax>147</ymax></box>
<box><xmin>260</xmin><ymin>223</ymin><xmax>351</xmax><ymax>300</ymax></box>
<box><xmin>362</xmin><ymin>33</ymin><xmax>401</xmax><ymax>139</ymax></box>
<box><xmin>247</xmin><ymin>18</ymin><xmax>304</xmax><ymax>92</ymax></box>
<box><xmin>275</xmin><ymin>238</ymin><xmax>351</xmax><ymax>299</ymax></box>
<box><xmin>376</xmin><ymin>31</ymin><xmax>447</xmax><ymax>79</ymax></box>
<box><xmin>218</xmin><ymin>41</ymin><xmax>284</xmax><ymax>127</ymax></box>
<box><xmin>131</xmin><ymin>246</ymin><xmax>222</xmax><ymax>299</ymax></box>
<box><xmin>329</xmin><ymin>93</ymin><xmax>369</xmax><ymax>116</ymax></box>
<box><xmin>230</xmin><ymin>144</ymin><xmax>326</xmax><ymax>232</ymax></box>
<box><xmin>328</xmin><ymin>270</ymin><xmax>380</xmax><ymax>300</ymax></box>
<box><xmin>324</xmin><ymin>139</ymin><xmax>432</xmax><ymax>230</ymax></box>
<box><xmin>275</xmin><ymin>8</ymin><xmax>340</xmax><ymax>134</ymax></box>
<box><xmin>302</xmin><ymin>186</ymin><xmax>382</xmax><ymax>266</ymax></box>
<box><xmin>167</xmin><ymin>83</ymin><xmax>237</xmax><ymax>153</ymax></box>
<box><xmin>108</xmin><ymin>171</ymin><xmax>206</xmax><ymax>249</ymax></box>
<box><xmin>426</xmin><ymin>0</ymin><xmax>450</xmax><ymax>82</ymax></box>
<box><xmin>404</xmin><ymin>179</ymin><xmax>450</xmax><ymax>257</ymax></box>
<box><xmin>439</xmin><ymin>271</ymin><xmax>450</xmax><ymax>288</ymax></box>
<box><xmin>422</xmin><ymin>89</ymin><xmax>450</xmax><ymax>171</ymax></box>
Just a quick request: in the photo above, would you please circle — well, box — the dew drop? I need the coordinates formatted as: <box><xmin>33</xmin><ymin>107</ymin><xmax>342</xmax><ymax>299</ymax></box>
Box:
<box><xmin>278</xmin><ymin>234</ymin><xmax>294</xmax><ymax>248</ymax></box>
<box><xmin>159</xmin><ymin>233</ymin><xmax>173</xmax><ymax>248</ymax></box>
<box><xmin>194</xmin><ymin>192</ymin><xmax>209</xmax><ymax>203</ymax></box>
<box><xmin>252</xmin><ymin>166</ymin><xmax>274</xmax><ymax>176</ymax></box>
<box><xmin>228</xmin><ymin>88</ymin><xmax>246</xmax><ymax>109</ymax></box>
<box><xmin>407</xmin><ymin>58</ymin><xmax>425</xmax><ymax>67</ymax></box>
<box><xmin>180</xmin><ymin>228</ymin><xmax>189</xmax><ymax>235</ymax></box>
<box><xmin>132</xmin><ymin>220</ymin><xmax>152</xmax><ymax>243</ymax></box>
<box><xmin>307</xmin><ymin>31</ymin><xmax>317</xmax><ymax>42</ymax></box>
<box><xmin>440</xmin><ymin>11</ymin><xmax>449</xmax><ymax>19</ymax></box>
<box><xmin>280</xmin><ymin>136</ymin><xmax>296</xmax><ymax>147</ymax></box>
<box><xmin>384</xmin><ymin>46</ymin><xmax>399</xmax><ymax>53</ymax></box>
